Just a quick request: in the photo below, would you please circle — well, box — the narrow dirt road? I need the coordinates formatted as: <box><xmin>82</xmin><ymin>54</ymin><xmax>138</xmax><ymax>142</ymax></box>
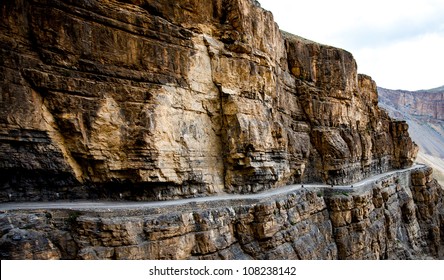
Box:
<box><xmin>0</xmin><ymin>165</ymin><xmax>424</xmax><ymax>211</ymax></box>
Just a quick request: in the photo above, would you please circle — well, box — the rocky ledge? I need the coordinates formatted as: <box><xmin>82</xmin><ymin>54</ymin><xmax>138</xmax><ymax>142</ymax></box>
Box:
<box><xmin>1</xmin><ymin>166</ymin><xmax>442</xmax><ymax>260</ymax></box>
<box><xmin>1</xmin><ymin>0</ymin><xmax>439</xmax><ymax>261</ymax></box>
<box><xmin>0</xmin><ymin>0</ymin><xmax>417</xmax><ymax>201</ymax></box>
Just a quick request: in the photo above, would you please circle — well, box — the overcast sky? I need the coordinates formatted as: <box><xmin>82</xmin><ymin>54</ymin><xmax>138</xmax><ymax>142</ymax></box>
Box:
<box><xmin>258</xmin><ymin>0</ymin><xmax>444</xmax><ymax>91</ymax></box>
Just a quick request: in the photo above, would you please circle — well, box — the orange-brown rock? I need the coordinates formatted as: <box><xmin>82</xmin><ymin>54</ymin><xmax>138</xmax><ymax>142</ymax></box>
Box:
<box><xmin>327</xmin><ymin>166</ymin><xmax>443</xmax><ymax>259</ymax></box>
<box><xmin>0</xmin><ymin>0</ymin><xmax>417</xmax><ymax>201</ymax></box>
<box><xmin>1</xmin><ymin>166</ymin><xmax>442</xmax><ymax>259</ymax></box>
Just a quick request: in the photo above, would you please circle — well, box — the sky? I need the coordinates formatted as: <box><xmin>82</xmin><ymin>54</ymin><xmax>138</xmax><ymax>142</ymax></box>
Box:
<box><xmin>258</xmin><ymin>0</ymin><xmax>444</xmax><ymax>91</ymax></box>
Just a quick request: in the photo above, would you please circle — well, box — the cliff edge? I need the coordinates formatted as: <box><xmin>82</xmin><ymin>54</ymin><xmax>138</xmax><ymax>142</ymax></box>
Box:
<box><xmin>1</xmin><ymin>166</ymin><xmax>443</xmax><ymax>259</ymax></box>
<box><xmin>378</xmin><ymin>86</ymin><xmax>444</xmax><ymax>185</ymax></box>
<box><xmin>0</xmin><ymin>0</ymin><xmax>417</xmax><ymax>201</ymax></box>
<box><xmin>1</xmin><ymin>0</ymin><xmax>442</xmax><ymax>261</ymax></box>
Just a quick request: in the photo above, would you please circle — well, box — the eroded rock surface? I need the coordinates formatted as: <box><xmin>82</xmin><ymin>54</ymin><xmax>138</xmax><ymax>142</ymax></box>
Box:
<box><xmin>1</xmin><ymin>166</ymin><xmax>442</xmax><ymax>259</ymax></box>
<box><xmin>378</xmin><ymin>86</ymin><xmax>444</xmax><ymax>185</ymax></box>
<box><xmin>379</xmin><ymin>86</ymin><xmax>444</xmax><ymax>122</ymax></box>
<box><xmin>0</xmin><ymin>0</ymin><xmax>418</xmax><ymax>201</ymax></box>
<box><xmin>327</xmin><ymin>166</ymin><xmax>443</xmax><ymax>259</ymax></box>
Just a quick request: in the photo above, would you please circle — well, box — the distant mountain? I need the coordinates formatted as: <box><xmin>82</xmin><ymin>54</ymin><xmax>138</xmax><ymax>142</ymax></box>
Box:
<box><xmin>379</xmin><ymin>86</ymin><xmax>444</xmax><ymax>120</ymax></box>
<box><xmin>423</xmin><ymin>85</ymin><xmax>444</xmax><ymax>94</ymax></box>
<box><xmin>378</xmin><ymin>86</ymin><xmax>444</xmax><ymax>185</ymax></box>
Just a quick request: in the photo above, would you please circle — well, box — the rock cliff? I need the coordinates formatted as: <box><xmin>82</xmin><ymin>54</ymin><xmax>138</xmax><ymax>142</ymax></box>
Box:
<box><xmin>1</xmin><ymin>166</ymin><xmax>443</xmax><ymax>259</ymax></box>
<box><xmin>0</xmin><ymin>0</ymin><xmax>418</xmax><ymax>201</ymax></box>
<box><xmin>378</xmin><ymin>86</ymin><xmax>444</xmax><ymax>185</ymax></box>
<box><xmin>379</xmin><ymin>86</ymin><xmax>444</xmax><ymax>122</ymax></box>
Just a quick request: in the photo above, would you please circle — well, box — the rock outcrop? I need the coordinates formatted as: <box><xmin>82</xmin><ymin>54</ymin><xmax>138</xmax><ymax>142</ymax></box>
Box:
<box><xmin>378</xmin><ymin>86</ymin><xmax>444</xmax><ymax>157</ymax></box>
<box><xmin>378</xmin><ymin>86</ymin><xmax>444</xmax><ymax>185</ymax></box>
<box><xmin>328</xmin><ymin>166</ymin><xmax>443</xmax><ymax>259</ymax></box>
<box><xmin>1</xmin><ymin>166</ymin><xmax>443</xmax><ymax>259</ymax></box>
<box><xmin>0</xmin><ymin>0</ymin><xmax>418</xmax><ymax>201</ymax></box>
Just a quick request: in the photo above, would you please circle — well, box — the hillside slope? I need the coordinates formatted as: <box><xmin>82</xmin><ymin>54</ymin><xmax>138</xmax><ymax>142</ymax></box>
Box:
<box><xmin>378</xmin><ymin>86</ymin><xmax>444</xmax><ymax>185</ymax></box>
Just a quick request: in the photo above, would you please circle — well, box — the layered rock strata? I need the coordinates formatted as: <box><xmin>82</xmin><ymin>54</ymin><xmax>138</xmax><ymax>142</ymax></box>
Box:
<box><xmin>1</xmin><ymin>166</ymin><xmax>442</xmax><ymax>259</ymax></box>
<box><xmin>378</xmin><ymin>86</ymin><xmax>444</xmax><ymax>185</ymax></box>
<box><xmin>379</xmin><ymin>86</ymin><xmax>444</xmax><ymax>121</ymax></box>
<box><xmin>0</xmin><ymin>0</ymin><xmax>417</xmax><ymax>201</ymax></box>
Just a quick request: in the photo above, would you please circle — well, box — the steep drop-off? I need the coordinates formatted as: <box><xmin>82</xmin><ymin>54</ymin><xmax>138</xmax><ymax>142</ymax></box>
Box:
<box><xmin>379</xmin><ymin>86</ymin><xmax>444</xmax><ymax>122</ymax></box>
<box><xmin>378</xmin><ymin>86</ymin><xmax>444</xmax><ymax>185</ymax></box>
<box><xmin>1</xmin><ymin>0</ymin><xmax>443</xmax><ymax>261</ymax></box>
<box><xmin>0</xmin><ymin>0</ymin><xmax>417</xmax><ymax>202</ymax></box>
<box><xmin>1</xmin><ymin>166</ymin><xmax>443</xmax><ymax>260</ymax></box>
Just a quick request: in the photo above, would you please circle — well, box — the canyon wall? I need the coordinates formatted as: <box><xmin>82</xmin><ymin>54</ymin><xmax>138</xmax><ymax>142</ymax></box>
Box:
<box><xmin>0</xmin><ymin>0</ymin><xmax>418</xmax><ymax>201</ymax></box>
<box><xmin>379</xmin><ymin>86</ymin><xmax>444</xmax><ymax>121</ymax></box>
<box><xmin>378</xmin><ymin>86</ymin><xmax>444</xmax><ymax>158</ymax></box>
<box><xmin>378</xmin><ymin>86</ymin><xmax>444</xmax><ymax>185</ymax></box>
<box><xmin>1</xmin><ymin>166</ymin><xmax>443</xmax><ymax>260</ymax></box>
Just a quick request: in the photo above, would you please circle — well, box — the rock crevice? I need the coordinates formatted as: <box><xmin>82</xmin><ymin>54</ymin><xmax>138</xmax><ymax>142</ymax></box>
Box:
<box><xmin>1</xmin><ymin>166</ymin><xmax>442</xmax><ymax>259</ymax></box>
<box><xmin>0</xmin><ymin>0</ymin><xmax>418</xmax><ymax>201</ymax></box>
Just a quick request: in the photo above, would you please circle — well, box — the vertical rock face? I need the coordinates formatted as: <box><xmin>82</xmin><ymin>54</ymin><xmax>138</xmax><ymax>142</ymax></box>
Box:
<box><xmin>379</xmin><ymin>86</ymin><xmax>444</xmax><ymax>121</ymax></box>
<box><xmin>1</xmin><ymin>166</ymin><xmax>442</xmax><ymax>259</ymax></box>
<box><xmin>0</xmin><ymin>0</ymin><xmax>417</xmax><ymax>201</ymax></box>
<box><xmin>378</xmin><ymin>86</ymin><xmax>444</xmax><ymax>185</ymax></box>
<box><xmin>327</xmin><ymin>167</ymin><xmax>443</xmax><ymax>259</ymax></box>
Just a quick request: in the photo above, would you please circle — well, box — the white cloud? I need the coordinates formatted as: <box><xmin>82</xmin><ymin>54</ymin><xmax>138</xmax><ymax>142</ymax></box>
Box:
<box><xmin>258</xmin><ymin>0</ymin><xmax>444</xmax><ymax>90</ymax></box>
<box><xmin>355</xmin><ymin>33</ymin><xmax>444</xmax><ymax>90</ymax></box>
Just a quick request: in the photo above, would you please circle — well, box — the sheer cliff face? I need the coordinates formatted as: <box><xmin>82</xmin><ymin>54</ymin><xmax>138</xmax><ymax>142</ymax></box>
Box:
<box><xmin>378</xmin><ymin>87</ymin><xmax>444</xmax><ymax>185</ymax></box>
<box><xmin>1</xmin><ymin>167</ymin><xmax>443</xmax><ymax>260</ymax></box>
<box><xmin>379</xmin><ymin>87</ymin><xmax>444</xmax><ymax>121</ymax></box>
<box><xmin>0</xmin><ymin>0</ymin><xmax>417</xmax><ymax>201</ymax></box>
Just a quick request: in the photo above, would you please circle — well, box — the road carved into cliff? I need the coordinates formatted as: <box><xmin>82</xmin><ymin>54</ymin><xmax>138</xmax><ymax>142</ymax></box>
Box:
<box><xmin>0</xmin><ymin>165</ymin><xmax>425</xmax><ymax>211</ymax></box>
